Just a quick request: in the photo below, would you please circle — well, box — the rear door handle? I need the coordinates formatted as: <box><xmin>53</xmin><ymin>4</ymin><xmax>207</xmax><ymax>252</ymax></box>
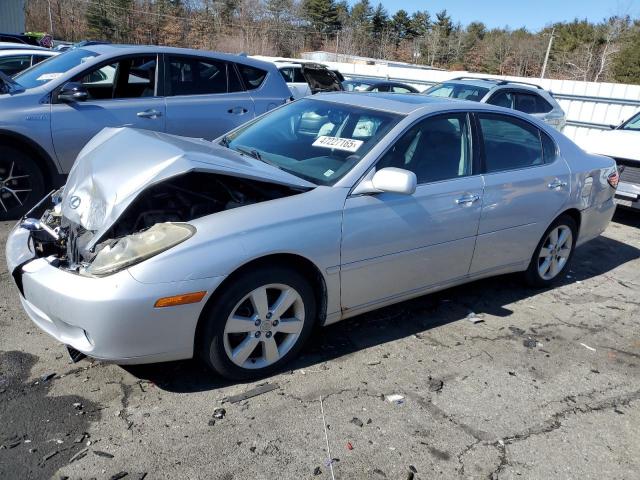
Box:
<box><xmin>547</xmin><ymin>179</ymin><xmax>567</xmax><ymax>189</ymax></box>
<box><xmin>455</xmin><ymin>194</ymin><xmax>480</xmax><ymax>205</ymax></box>
<box><xmin>227</xmin><ymin>107</ymin><xmax>248</xmax><ymax>114</ymax></box>
<box><xmin>137</xmin><ymin>109</ymin><xmax>162</xmax><ymax>119</ymax></box>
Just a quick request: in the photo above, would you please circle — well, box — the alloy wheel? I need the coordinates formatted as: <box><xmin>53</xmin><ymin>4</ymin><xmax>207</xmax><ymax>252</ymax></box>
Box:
<box><xmin>0</xmin><ymin>160</ymin><xmax>32</xmax><ymax>214</ymax></box>
<box><xmin>537</xmin><ymin>225</ymin><xmax>573</xmax><ymax>280</ymax></box>
<box><xmin>223</xmin><ymin>283</ymin><xmax>305</xmax><ymax>369</ymax></box>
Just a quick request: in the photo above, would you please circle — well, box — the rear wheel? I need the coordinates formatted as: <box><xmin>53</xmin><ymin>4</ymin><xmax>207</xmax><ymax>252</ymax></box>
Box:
<box><xmin>0</xmin><ymin>146</ymin><xmax>45</xmax><ymax>221</ymax></box>
<box><xmin>198</xmin><ymin>266</ymin><xmax>316</xmax><ymax>380</ymax></box>
<box><xmin>524</xmin><ymin>214</ymin><xmax>577</xmax><ymax>287</ymax></box>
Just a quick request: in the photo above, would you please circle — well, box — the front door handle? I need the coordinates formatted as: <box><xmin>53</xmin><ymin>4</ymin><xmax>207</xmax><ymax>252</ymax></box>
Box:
<box><xmin>227</xmin><ymin>107</ymin><xmax>248</xmax><ymax>114</ymax></box>
<box><xmin>547</xmin><ymin>179</ymin><xmax>568</xmax><ymax>190</ymax></box>
<box><xmin>137</xmin><ymin>109</ymin><xmax>162</xmax><ymax>119</ymax></box>
<box><xmin>455</xmin><ymin>194</ymin><xmax>480</xmax><ymax>205</ymax></box>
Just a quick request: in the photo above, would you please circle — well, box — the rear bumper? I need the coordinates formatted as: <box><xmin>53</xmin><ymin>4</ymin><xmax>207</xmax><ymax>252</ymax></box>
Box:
<box><xmin>6</xmin><ymin>226</ymin><xmax>225</xmax><ymax>364</ymax></box>
<box><xmin>614</xmin><ymin>181</ymin><xmax>640</xmax><ymax>210</ymax></box>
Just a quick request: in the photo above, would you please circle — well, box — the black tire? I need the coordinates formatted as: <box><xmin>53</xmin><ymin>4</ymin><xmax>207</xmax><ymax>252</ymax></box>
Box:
<box><xmin>0</xmin><ymin>145</ymin><xmax>46</xmax><ymax>221</ymax></box>
<box><xmin>198</xmin><ymin>266</ymin><xmax>317</xmax><ymax>380</ymax></box>
<box><xmin>524</xmin><ymin>214</ymin><xmax>578</xmax><ymax>288</ymax></box>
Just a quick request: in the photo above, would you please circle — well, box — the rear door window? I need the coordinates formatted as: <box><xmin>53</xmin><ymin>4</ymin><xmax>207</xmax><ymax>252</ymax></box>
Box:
<box><xmin>478</xmin><ymin>113</ymin><xmax>544</xmax><ymax>172</ymax></box>
<box><xmin>167</xmin><ymin>56</ymin><xmax>229</xmax><ymax>95</ymax></box>
<box><xmin>513</xmin><ymin>92</ymin><xmax>553</xmax><ymax>114</ymax></box>
<box><xmin>237</xmin><ymin>64</ymin><xmax>267</xmax><ymax>90</ymax></box>
<box><xmin>486</xmin><ymin>91</ymin><xmax>513</xmax><ymax>108</ymax></box>
<box><xmin>0</xmin><ymin>55</ymin><xmax>31</xmax><ymax>76</ymax></box>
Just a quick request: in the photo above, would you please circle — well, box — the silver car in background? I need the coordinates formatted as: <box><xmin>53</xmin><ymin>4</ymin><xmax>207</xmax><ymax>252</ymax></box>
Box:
<box><xmin>6</xmin><ymin>93</ymin><xmax>617</xmax><ymax>380</ymax></box>
<box><xmin>0</xmin><ymin>45</ymin><xmax>292</xmax><ymax>219</ymax></box>
<box><xmin>423</xmin><ymin>77</ymin><xmax>566</xmax><ymax>131</ymax></box>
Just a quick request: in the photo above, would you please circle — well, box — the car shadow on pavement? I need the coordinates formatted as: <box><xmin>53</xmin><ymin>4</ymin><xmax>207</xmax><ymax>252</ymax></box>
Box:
<box><xmin>613</xmin><ymin>208</ymin><xmax>640</xmax><ymax>228</ymax></box>
<box><xmin>124</xmin><ymin>232</ymin><xmax>639</xmax><ymax>393</ymax></box>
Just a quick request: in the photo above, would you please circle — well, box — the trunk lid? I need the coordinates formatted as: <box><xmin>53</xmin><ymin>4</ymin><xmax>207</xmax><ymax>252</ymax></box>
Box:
<box><xmin>301</xmin><ymin>63</ymin><xmax>344</xmax><ymax>94</ymax></box>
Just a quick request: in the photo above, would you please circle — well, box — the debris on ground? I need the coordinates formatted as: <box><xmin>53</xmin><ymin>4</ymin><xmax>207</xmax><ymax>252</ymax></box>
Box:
<box><xmin>313</xmin><ymin>466</ymin><xmax>322</xmax><ymax>475</ymax></box>
<box><xmin>40</xmin><ymin>450</ymin><xmax>58</xmax><ymax>464</ymax></box>
<box><xmin>373</xmin><ymin>468</ymin><xmax>387</xmax><ymax>477</ymax></box>
<box><xmin>40</xmin><ymin>372</ymin><xmax>56</xmax><ymax>382</ymax></box>
<box><xmin>213</xmin><ymin>408</ymin><xmax>226</xmax><ymax>419</ymax></box>
<box><xmin>109</xmin><ymin>472</ymin><xmax>128</xmax><ymax>480</ymax></box>
<box><xmin>224</xmin><ymin>383</ymin><xmax>279</xmax><ymax>403</ymax></box>
<box><xmin>385</xmin><ymin>394</ymin><xmax>405</xmax><ymax>404</ymax></box>
<box><xmin>346</xmin><ymin>441</ymin><xmax>353</xmax><ymax>450</ymax></box>
<box><xmin>523</xmin><ymin>338</ymin><xmax>538</xmax><ymax>348</ymax></box>
<box><xmin>509</xmin><ymin>326</ymin><xmax>526</xmax><ymax>336</ymax></box>
<box><xmin>72</xmin><ymin>402</ymin><xmax>83</xmax><ymax>410</ymax></box>
<box><xmin>580</xmin><ymin>343</ymin><xmax>596</xmax><ymax>352</ymax></box>
<box><xmin>466</xmin><ymin>311</ymin><xmax>485</xmax><ymax>324</ymax></box>
<box><xmin>69</xmin><ymin>448</ymin><xmax>89</xmax><ymax>463</ymax></box>
<box><xmin>350</xmin><ymin>417</ymin><xmax>364</xmax><ymax>427</ymax></box>
<box><xmin>508</xmin><ymin>371</ymin><xmax>516</xmax><ymax>376</ymax></box>
<box><xmin>208</xmin><ymin>419</ymin><xmax>216</xmax><ymax>426</ymax></box>
<box><xmin>94</xmin><ymin>450</ymin><xmax>115</xmax><ymax>458</ymax></box>
<box><xmin>428</xmin><ymin>378</ymin><xmax>444</xmax><ymax>392</ymax></box>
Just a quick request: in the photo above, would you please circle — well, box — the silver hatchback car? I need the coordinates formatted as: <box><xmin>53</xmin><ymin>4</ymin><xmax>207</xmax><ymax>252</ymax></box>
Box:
<box><xmin>0</xmin><ymin>45</ymin><xmax>292</xmax><ymax>219</ymax></box>
<box><xmin>6</xmin><ymin>93</ymin><xmax>617</xmax><ymax>380</ymax></box>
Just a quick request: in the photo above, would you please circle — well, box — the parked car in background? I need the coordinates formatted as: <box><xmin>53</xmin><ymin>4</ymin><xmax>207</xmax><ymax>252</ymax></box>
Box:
<box><xmin>270</xmin><ymin>60</ymin><xmax>343</xmax><ymax>98</ymax></box>
<box><xmin>0</xmin><ymin>44</ymin><xmax>292</xmax><ymax>219</ymax></box>
<box><xmin>581</xmin><ymin>110</ymin><xmax>640</xmax><ymax>210</ymax></box>
<box><xmin>0</xmin><ymin>42</ymin><xmax>49</xmax><ymax>51</ymax></box>
<box><xmin>423</xmin><ymin>77</ymin><xmax>566</xmax><ymax>131</ymax></box>
<box><xmin>342</xmin><ymin>79</ymin><xmax>419</xmax><ymax>93</ymax></box>
<box><xmin>6</xmin><ymin>93</ymin><xmax>617</xmax><ymax>379</ymax></box>
<box><xmin>0</xmin><ymin>48</ymin><xmax>58</xmax><ymax>76</ymax></box>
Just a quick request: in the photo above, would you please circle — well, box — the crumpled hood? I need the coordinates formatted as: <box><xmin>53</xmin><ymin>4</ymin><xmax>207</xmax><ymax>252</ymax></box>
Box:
<box><xmin>61</xmin><ymin>127</ymin><xmax>315</xmax><ymax>246</ymax></box>
<box><xmin>581</xmin><ymin>129</ymin><xmax>640</xmax><ymax>162</ymax></box>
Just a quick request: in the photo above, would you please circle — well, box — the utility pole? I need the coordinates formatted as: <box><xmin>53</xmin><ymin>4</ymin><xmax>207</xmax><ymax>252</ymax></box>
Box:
<box><xmin>47</xmin><ymin>0</ymin><xmax>54</xmax><ymax>35</ymax></box>
<box><xmin>540</xmin><ymin>27</ymin><xmax>555</xmax><ymax>79</ymax></box>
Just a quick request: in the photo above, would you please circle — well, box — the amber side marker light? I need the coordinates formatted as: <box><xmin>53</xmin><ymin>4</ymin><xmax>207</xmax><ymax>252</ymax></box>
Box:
<box><xmin>154</xmin><ymin>291</ymin><xmax>207</xmax><ymax>308</ymax></box>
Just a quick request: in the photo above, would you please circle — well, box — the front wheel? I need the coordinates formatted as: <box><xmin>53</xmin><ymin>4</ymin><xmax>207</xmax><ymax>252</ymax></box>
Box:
<box><xmin>0</xmin><ymin>146</ymin><xmax>45</xmax><ymax>221</ymax></box>
<box><xmin>198</xmin><ymin>266</ymin><xmax>317</xmax><ymax>380</ymax></box>
<box><xmin>524</xmin><ymin>214</ymin><xmax>577</xmax><ymax>288</ymax></box>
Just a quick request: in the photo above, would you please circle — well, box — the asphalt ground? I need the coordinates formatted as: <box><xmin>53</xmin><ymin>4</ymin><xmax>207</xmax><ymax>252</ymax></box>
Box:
<box><xmin>1</xmin><ymin>209</ymin><xmax>639</xmax><ymax>480</ymax></box>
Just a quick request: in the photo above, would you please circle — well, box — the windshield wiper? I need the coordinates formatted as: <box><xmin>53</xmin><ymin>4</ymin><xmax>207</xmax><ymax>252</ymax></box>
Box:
<box><xmin>234</xmin><ymin>145</ymin><xmax>263</xmax><ymax>162</ymax></box>
<box><xmin>220</xmin><ymin>135</ymin><xmax>230</xmax><ymax>148</ymax></box>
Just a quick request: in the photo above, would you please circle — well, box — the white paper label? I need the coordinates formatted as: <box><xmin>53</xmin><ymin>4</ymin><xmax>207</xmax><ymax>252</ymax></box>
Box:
<box><xmin>312</xmin><ymin>136</ymin><xmax>363</xmax><ymax>152</ymax></box>
<box><xmin>36</xmin><ymin>73</ymin><xmax>63</xmax><ymax>81</ymax></box>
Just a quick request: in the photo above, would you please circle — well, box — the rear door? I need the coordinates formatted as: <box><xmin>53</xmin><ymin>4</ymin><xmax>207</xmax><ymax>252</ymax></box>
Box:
<box><xmin>163</xmin><ymin>54</ymin><xmax>254</xmax><ymax>139</ymax></box>
<box><xmin>50</xmin><ymin>54</ymin><xmax>165</xmax><ymax>170</ymax></box>
<box><xmin>470</xmin><ymin>112</ymin><xmax>570</xmax><ymax>274</ymax></box>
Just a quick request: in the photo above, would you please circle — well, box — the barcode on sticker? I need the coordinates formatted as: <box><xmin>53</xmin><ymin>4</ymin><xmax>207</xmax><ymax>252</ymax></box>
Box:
<box><xmin>312</xmin><ymin>136</ymin><xmax>363</xmax><ymax>152</ymax></box>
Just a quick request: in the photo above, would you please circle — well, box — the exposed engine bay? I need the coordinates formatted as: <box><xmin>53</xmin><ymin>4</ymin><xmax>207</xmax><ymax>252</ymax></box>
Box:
<box><xmin>27</xmin><ymin>172</ymin><xmax>305</xmax><ymax>274</ymax></box>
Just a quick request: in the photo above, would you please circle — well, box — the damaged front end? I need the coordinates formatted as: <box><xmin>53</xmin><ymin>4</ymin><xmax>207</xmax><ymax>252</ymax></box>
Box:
<box><xmin>20</xmin><ymin>127</ymin><xmax>313</xmax><ymax>277</ymax></box>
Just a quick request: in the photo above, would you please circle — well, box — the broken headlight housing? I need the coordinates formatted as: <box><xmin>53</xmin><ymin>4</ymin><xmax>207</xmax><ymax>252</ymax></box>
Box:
<box><xmin>84</xmin><ymin>223</ymin><xmax>195</xmax><ymax>276</ymax></box>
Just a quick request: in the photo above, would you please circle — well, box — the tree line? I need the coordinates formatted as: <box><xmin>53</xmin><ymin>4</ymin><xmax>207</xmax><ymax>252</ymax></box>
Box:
<box><xmin>24</xmin><ymin>0</ymin><xmax>640</xmax><ymax>83</ymax></box>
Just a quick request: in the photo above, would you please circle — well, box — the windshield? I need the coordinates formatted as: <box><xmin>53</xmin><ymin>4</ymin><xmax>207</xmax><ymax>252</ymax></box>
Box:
<box><xmin>14</xmin><ymin>48</ymin><xmax>99</xmax><ymax>89</ymax></box>
<box><xmin>620</xmin><ymin>112</ymin><xmax>640</xmax><ymax>131</ymax></box>
<box><xmin>224</xmin><ymin>98</ymin><xmax>403</xmax><ymax>185</ymax></box>
<box><xmin>424</xmin><ymin>83</ymin><xmax>489</xmax><ymax>102</ymax></box>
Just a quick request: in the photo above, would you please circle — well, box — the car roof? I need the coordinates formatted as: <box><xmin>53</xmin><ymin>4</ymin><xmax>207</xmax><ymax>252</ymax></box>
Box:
<box><xmin>0</xmin><ymin>49</ymin><xmax>57</xmax><ymax>56</ymax></box>
<box><xmin>87</xmin><ymin>44</ymin><xmax>275</xmax><ymax>69</ymax></box>
<box><xmin>312</xmin><ymin>92</ymin><xmax>459</xmax><ymax>114</ymax></box>
<box><xmin>438</xmin><ymin>77</ymin><xmax>545</xmax><ymax>93</ymax></box>
<box><xmin>0</xmin><ymin>42</ymin><xmax>48</xmax><ymax>51</ymax></box>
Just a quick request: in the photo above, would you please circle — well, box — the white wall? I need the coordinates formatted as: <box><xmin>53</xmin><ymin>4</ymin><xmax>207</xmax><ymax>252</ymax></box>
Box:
<box><xmin>259</xmin><ymin>55</ymin><xmax>640</xmax><ymax>149</ymax></box>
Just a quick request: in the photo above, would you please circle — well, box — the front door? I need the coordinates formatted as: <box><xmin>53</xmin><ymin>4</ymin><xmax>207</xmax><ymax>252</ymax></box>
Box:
<box><xmin>163</xmin><ymin>55</ymin><xmax>254</xmax><ymax>140</ymax></box>
<box><xmin>51</xmin><ymin>55</ymin><xmax>165</xmax><ymax>171</ymax></box>
<box><xmin>341</xmin><ymin>112</ymin><xmax>483</xmax><ymax>311</ymax></box>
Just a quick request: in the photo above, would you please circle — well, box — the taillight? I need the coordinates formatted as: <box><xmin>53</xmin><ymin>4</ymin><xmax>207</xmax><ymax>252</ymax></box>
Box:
<box><xmin>607</xmin><ymin>170</ymin><xmax>620</xmax><ymax>189</ymax></box>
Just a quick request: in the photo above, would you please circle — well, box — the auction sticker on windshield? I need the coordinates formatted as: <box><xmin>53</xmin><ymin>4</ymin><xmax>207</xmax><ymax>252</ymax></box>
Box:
<box><xmin>312</xmin><ymin>136</ymin><xmax>363</xmax><ymax>152</ymax></box>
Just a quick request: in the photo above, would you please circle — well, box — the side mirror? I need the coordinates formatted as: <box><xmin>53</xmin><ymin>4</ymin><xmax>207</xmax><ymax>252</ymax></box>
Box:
<box><xmin>58</xmin><ymin>82</ymin><xmax>88</xmax><ymax>103</ymax></box>
<box><xmin>353</xmin><ymin>167</ymin><xmax>417</xmax><ymax>195</ymax></box>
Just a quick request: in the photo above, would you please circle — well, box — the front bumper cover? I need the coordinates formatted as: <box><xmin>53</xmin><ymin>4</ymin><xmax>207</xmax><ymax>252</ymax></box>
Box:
<box><xmin>6</xmin><ymin>225</ymin><xmax>225</xmax><ymax>364</ymax></box>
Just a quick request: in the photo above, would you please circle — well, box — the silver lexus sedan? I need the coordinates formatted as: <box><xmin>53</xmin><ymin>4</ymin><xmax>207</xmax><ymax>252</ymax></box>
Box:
<box><xmin>6</xmin><ymin>93</ymin><xmax>618</xmax><ymax>380</ymax></box>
